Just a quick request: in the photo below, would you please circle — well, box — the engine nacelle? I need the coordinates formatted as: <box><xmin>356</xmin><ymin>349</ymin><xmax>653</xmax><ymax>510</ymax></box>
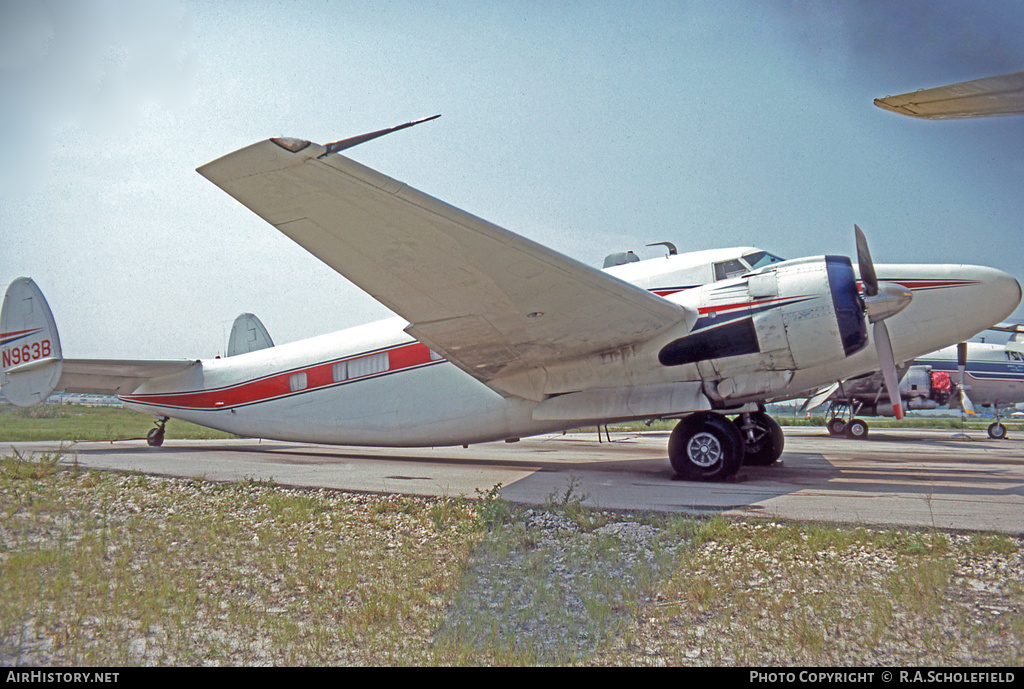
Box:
<box><xmin>658</xmin><ymin>256</ymin><xmax>868</xmax><ymax>396</ymax></box>
<box><xmin>899</xmin><ymin>364</ymin><xmax>956</xmax><ymax>407</ymax></box>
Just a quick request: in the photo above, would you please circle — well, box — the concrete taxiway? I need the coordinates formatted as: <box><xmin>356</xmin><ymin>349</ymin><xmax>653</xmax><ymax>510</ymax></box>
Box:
<box><xmin>4</xmin><ymin>426</ymin><xmax>1023</xmax><ymax>534</ymax></box>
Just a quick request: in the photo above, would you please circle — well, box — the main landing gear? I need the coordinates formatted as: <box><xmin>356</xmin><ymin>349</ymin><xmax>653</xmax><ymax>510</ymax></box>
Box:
<box><xmin>823</xmin><ymin>400</ymin><xmax>870</xmax><ymax>439</ymax></box>
<box><xmin>825</xmin><ymin>416</ymin><xmax>870</xmax><ymax>439</ymax></box>
<box><xmin>669</xmin><ymin>410</ymin><xmax>785</xmax><ymax>481</ymax></box>
<box><xmin>146</xmin><ymin>417</ymin><xmax>169</xmax><ymax>447</ymax></box>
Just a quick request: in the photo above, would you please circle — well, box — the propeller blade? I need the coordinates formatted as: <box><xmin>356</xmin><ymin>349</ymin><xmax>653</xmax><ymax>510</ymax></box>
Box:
<box><xmin>873</xmin><ymin>321</ymin><xmax>904</xmax><ymax>419</ymax></box>
<box><xmin>855</xmin><ymin>224</ymin><xmax>879</xmax><ymax>297</ymax></box>
<box><xmin>960</xmin><ymin>387</ymin><xmax>977</xmax><ymax>416</ymax></box>
<box><xmin>956</xmin><ymin>342</ymin><xmax>975</xmax><ymax>414</ymax></box>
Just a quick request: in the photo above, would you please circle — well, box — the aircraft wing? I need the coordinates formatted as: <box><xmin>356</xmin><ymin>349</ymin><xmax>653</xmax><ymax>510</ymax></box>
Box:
<box><xmin>874</xmin><ymin>71</ymin><xmax>1024</xmax><ymax>119</ymax></box>
<box><xmin>198</xmin><ymin>138</ymin><xmax>695</xmax><ymax>398</ymax></box>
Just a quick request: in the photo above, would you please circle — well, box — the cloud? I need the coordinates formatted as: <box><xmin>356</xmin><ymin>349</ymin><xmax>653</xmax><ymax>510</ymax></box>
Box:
<box><xmin>770</xmin><ymin>0</ymin><xmax>1024</xmax><ymax>85</ymax></box>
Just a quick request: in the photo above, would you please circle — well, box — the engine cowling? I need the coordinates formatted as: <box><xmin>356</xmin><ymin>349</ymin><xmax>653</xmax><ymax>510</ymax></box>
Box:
<box><xmin>658</xmin><ymin>256</ymin><xmax>868</xmax><ymax>388</ymax></box>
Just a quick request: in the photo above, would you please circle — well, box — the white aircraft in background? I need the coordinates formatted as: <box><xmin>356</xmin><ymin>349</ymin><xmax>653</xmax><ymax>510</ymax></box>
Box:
<box><xmin>805</xmin><ymin>324</ymin><xmax>1024</xmax><ymax>440</ymax></box>
<box><xmin>1</xmin><ymin>119</ymin><xmax>1021</xmax><ymax>481</ymax></box>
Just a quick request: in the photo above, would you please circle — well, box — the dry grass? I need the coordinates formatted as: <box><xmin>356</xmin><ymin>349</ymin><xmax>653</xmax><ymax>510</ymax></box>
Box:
<box><xmin>2</xmin><ymin>452</ymin><xmax>1023</xmax><ymax>666</ymax></box>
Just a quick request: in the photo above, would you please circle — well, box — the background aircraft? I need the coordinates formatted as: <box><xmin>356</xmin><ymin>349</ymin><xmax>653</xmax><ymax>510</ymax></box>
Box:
<box><xmin>2</xmin><ymin>126</ymin><xmax>1020</xmax><ymax>482</ymax></box>
<box><xmin>874</xmin><ymin>70</ymin><xmax>1024</xmax><ymax>119</ymax></box>
<box><xmin>805</xmin><ymin>324</ymin><xmax>1024</xmax><ymax>439</ymax></box>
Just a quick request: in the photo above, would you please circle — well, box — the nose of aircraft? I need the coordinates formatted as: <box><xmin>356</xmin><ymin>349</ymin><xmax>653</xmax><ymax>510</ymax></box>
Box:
<box><xmin>958</xmin><ymin>266</ymin><xmax>1022</xmax><ymax>340</ymax></box>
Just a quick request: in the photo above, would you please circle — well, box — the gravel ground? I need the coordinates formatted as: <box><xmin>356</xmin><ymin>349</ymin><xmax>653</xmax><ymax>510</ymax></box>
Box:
<box><xmin>2</xmin><ymin>467</ymin><xmax>1023</xmax><ymax>666</ymax></box>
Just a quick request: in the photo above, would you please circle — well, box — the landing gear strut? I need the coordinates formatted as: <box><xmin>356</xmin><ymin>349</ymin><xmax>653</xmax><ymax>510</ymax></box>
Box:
<box><xmin>147</xmin><ymin>417</ymin><xmax>169</xmax><ymax>447</ymax></box>
<box><xmin>824</xmin><ymin>399</ymin><xmax>870</xmax><ymax>439</ymax></box>
<box><xmin>734</xmin><ymin>411</ymin><xmax>785</xmax><ymax>466</ymax></box>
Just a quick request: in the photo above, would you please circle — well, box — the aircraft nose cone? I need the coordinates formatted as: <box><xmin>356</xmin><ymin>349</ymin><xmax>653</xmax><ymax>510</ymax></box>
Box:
<box><xmin>966</xmin><ymin>267</ymin><xmax>1021</xmax><ymax>339</ymax></box>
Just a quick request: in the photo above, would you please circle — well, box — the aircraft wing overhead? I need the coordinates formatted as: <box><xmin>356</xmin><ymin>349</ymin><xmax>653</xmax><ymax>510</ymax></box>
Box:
<box><xmin>198</xmin><ymin>138</ymin><xmax>694</xmax><ymax>396</ymax></box>
<box><xmin>874</xmin><ymin>71</ymin><xmax>1024</xmax><ymax>119</ymax></box>
<box><xmin>58</xmin><ymin>359</ymin><xmax>197</xmax><ymax>396</ymax></box>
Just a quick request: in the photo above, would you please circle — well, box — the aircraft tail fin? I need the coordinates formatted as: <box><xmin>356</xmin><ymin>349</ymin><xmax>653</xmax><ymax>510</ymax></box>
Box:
<box><xmin>1</xmin><ymin>278</ymin><xmax>64</xmax><ymax>406</ymax></box>
<box><xmin>227</xmin><ymin>313</ymin><xmax>274</xmax><ymax>356</ymax></box>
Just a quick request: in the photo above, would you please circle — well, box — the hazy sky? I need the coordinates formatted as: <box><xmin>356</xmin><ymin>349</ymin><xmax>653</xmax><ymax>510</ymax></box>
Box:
<box><xmin>2</xmin><ymin>0</ymin><xmax>1023</xmax><ymax>359</ymax></box>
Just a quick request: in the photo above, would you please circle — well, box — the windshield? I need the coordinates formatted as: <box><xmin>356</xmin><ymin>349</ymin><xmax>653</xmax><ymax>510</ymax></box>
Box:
<box><xmin>743</xmin><ymin>251</ymin><xmax>785</xmax><ymax>269</ymax></box>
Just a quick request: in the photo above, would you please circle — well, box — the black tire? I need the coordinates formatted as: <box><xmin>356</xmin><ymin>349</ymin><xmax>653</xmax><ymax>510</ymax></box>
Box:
<box><xmin>734</xmin><ymin>412</ymin><xmax>785</xmax><ymax>466</ymax></box>
<box><xmin>988</xmin><ymin>422</ymin><xmax>1008</xmax><ymax>440</ymax></box>
<box><xmin>669</xmin><ymin>413</ymin><xmax>745</xmax><ymax>481</ymax></box>
<box><xmin>826</xmin><ymin>417</ymin><xmax>847</xmax><ymax>436</ymax></box>
<box><xmin>844</xmin><ymin>418</ymin><xmax>869</xmax><ymax>439</ymax></box>
<box><xmin>146</xmin><ymin>427</ymin><xmax>164</xmax><ymax>447</ymax></box>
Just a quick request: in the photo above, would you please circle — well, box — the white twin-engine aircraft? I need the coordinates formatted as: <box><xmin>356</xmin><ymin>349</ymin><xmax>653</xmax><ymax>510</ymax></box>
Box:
<box><xmin>1</xmin><ymin>119</ymin><xmax>1021</xmax><ymax>481</ymax></box>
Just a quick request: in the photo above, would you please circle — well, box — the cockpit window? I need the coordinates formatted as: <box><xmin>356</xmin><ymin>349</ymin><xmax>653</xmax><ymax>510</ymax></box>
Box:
<box><xmin>1007</xmin><ymin>350</ymin><xmax>1024</xmax><ymax>363</ymax></box>
<box><xmin>743</xmin><ymin>251</ymin><xmax>785</xmax><ymax>269</ymax></box>
<box><xmin>714</xmin><ymin>259</ymin><xmax>748</xmax><ymax>281</ymax></box>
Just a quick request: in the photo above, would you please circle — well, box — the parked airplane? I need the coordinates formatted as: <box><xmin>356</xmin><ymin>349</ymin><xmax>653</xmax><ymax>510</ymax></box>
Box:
<box><xmin>806</xmin><ymin>325</ymin><xmax>1024</xmax><ymax>439</ymax></box>
<box><xmin>1</xmin><ymin>121</ymin><xmax>1021</xmax><ymax>481</ymax></box>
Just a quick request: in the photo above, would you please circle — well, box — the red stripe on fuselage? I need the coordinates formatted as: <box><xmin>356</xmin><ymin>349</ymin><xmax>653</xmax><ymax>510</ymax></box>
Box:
<box><xmin>120</xmin><ymin>341</ymin><xmax>440</xmax><ymax>411</ymax></box>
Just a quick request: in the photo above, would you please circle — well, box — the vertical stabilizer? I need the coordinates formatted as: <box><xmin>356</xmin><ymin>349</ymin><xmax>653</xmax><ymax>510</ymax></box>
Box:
<box><xmin>227</xmin><ymin>313</ymin><xmax>275</xmax><ymax>356</ymax></box>
<box><xmin>1</xmin><ymin>278</ymin><xmax>64</xmax><ymax>406</ymax></box>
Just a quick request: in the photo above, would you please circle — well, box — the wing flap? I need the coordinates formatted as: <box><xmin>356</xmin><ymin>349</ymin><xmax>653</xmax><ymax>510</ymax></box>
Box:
<box><xmin>198</xmin><ymin>139</ymin><xmax>694</xmax><ymax>392</ymax></box>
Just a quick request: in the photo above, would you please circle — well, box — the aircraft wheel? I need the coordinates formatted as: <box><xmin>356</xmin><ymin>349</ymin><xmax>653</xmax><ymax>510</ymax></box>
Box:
<box><xmin>146</xmin><ymin>427</ymin><xmax>165</xmax><ymax>447</ymax></box>
<box><xmin>734</xmin><ymin>411</ymin><xmax>785</xmax><ymax>466</ymax></box>
<box><xmin>844</xmin><ymin>418</ymin><xmax>869</xmax><ymax>439</ymax></box>
<box><xmin>988</xmin><ymin>422</ymin><xmax>1008</xmax><ymax>440</ymax></box>
<box><xmin>826</xmin><ymin>418</ymin><xmax>847</xmax><ymax>436</ymax></box>
<box><xmin>669</xmin><ymin>413</ymin><xmax>744</xmax><ymax>481</ymax></box>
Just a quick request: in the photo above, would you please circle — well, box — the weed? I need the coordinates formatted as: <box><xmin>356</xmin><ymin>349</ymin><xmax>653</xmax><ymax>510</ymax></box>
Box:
<box><xmin>0</xmin><ymin>448</ymin><xmax>67</xmax><ymax>480</ymax></box>
<box><xmin>472</xmin><ymin>483</ymin><xmax>511</xmax><ymax>530</ymax></box>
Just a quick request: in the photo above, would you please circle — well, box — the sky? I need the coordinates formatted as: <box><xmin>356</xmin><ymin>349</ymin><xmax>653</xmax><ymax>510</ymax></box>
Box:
<box><xmin>1</xmin><ymin>0</ymin><xmax>1023</xmax><ymax>360</ymax></box>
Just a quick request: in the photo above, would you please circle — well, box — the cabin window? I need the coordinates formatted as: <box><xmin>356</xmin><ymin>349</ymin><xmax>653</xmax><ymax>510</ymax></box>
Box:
<box><xmin>288</xmin><ymin>372</ymin><xmax>307</xmax><ymax>392</ymax></box>
<box><xmin>347</xmin><ymin>352</ymin><xmax>389</xmax><ymax>378</ymax></box>
<box><xmin>714</xmin><ymin>259</ymin><xmax>747</xmax><ymax>281</ymax></box>
<box><xmin>332</xmin><ymin>361</ymin><xmax>349</xmax><ymax>382</ymax></box>
<box><xmin>429</xmin><ymin>349</ymin><xmax>444</xmax><ymax>361</ymax></box>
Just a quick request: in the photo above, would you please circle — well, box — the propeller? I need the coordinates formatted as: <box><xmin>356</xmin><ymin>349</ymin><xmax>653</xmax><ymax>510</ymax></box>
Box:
<box><xmin>957</xmin><ymin>342</ymin><xmax>976</xmax><ymax>416</ymax></box>
<box><xmin>854</xmin><ymin>225</ymin><xmax>913</xmax><ymax>419</ymax></box>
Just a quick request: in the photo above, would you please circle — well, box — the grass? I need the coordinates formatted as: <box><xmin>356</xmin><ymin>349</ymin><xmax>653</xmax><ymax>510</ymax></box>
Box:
<box><xmin>0</xmin><ymin>403</ymin><xmax>236</xmax><ymax>442</ymax></box>
<box><xmin>2</xmin><ymin>453</ymin><xmax>1023</xmax><ymax>666</ymax></box>
<box><xmin>575</xmin><ymin>415</ymin><xmax>1024</xmax><ymax>435</ymax></box>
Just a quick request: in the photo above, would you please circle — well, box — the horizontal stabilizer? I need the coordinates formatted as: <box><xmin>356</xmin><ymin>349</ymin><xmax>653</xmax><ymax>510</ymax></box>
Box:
<box><xmin>58</xmin><ymin>359</ymin><xmax>198</xmax><ymax>396</ymax></box>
